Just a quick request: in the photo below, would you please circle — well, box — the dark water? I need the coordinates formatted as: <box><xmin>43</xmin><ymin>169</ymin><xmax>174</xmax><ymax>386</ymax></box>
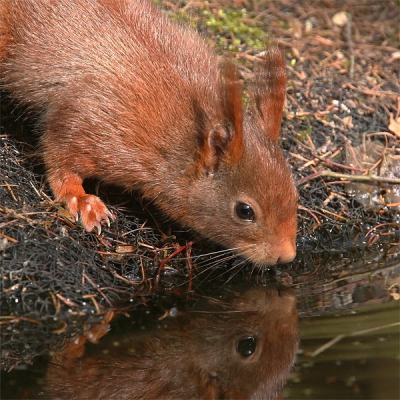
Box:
<box><xmin>1</xmin><ymin>255</ymin><xmax>399</xmax><ymax>399</ymax></box>
<box><xmin>286</xmin><ymin>300</ymin><xmax>399</xmax><ymax>399</ymax></box>
<box><xmin>2</xmin><ymin>285</ymin><xmax>299</xmax><ymax>399</ymax></box>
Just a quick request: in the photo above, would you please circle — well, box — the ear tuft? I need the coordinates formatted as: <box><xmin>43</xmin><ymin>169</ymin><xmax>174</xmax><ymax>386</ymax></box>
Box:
<box><xmin>221</xmin><ymin>59</ymin><xmax>244</xmax><ymax>165</ymax></box>
<box><xmin>199</xmin><ymin>60</ymin><xmax>244</xmax><ymax>175</ymax></box>
<box><xmin>251</xmin><ymin>44</ymin><xmax>286</xmax><ymax>142</ymax></box>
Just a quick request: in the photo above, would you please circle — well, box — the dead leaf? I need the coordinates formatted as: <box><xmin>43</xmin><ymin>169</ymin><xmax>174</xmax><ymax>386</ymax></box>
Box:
<box><xmin>390</xmin><ymin>292</ymin><xmax>400</xmax><ymax>301</ymax></box>
<box><xmin>313</xmin><ymin>36</ymin><xmax>334</xmax><ymax>46</ymax></box>
<box><xmin>341</xmin><ymin>115</ymin><xmax>354</xmax><ymax>129</ymax></box>
<box><xmin>388</xmin><ymin>114</ymin><xmax>400</xmax><ymax>137</ymax></box>
<box><xmin>116</xmin><ymin>244</ymin><xmax>136</xmax><ymax>253</ymax></box>
<box><xmin>332</xmin><ymin>11</ymin><xmax>348</xmax><ymax>27</ymax></box>
<box><xmin>345</xmin><ymin>140</ymin><xmax>400</xmax><ymax>209</ymax></box>
<box><xmin>390</xmin><ymin>51</ymin><xmax>400</xmax><ymax>60</ymax></box>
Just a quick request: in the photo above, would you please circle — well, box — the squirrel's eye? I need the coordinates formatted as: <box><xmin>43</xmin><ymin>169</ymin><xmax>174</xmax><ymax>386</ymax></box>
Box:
<box><xmin>235</xmin><ymin>202</ymin><xmax>255</xmax><ymax>222</ymax></box>
<box><xmin>237</xmin><ymin>337</ymin><xmax>257</xmax><ymax>357</ymax></box>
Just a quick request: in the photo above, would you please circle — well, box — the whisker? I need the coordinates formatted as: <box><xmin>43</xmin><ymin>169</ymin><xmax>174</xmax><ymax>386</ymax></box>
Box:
<box><xmin>164</xmin><ymin>242</ymin><xmax>278</xmax><ymax>288</ymax></box>
<box><xmin>190</xmin><ymin>252</ymin><xmax>248</xmax><ymax>285</ymax></box>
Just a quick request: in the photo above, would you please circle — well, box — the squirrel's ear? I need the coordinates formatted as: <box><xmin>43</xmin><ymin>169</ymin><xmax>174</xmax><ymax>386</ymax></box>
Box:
<box><xmin>201</xmin><ymin>123</ymin><xmax>238</xmax><ymax>175</ymax></box>
<box><xmin>200</xmin><ymin>60</ymin><xmax>244</xmax><ymax>175</ymax></box>
<box><xmin>250</xmin><ymin>44</ymin><xmax>286</xmax><ymax>143</ymax></box>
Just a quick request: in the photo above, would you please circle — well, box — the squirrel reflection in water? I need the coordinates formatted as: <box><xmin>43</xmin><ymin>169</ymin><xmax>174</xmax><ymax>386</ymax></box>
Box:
<box><xmin>44</xmin><ymin>286</ymin><xmax>299</xmax><ymax>400</ymax></box>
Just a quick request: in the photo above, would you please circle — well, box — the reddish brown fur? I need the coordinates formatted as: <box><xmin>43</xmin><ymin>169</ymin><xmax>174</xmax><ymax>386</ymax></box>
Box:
<box><xmin>0</xmin><ymin>0</ymin><xmax>298</xmax><ymax>265</ymax></box>
<box><xmin>44</xmin><ymin>286</ymin><xmax>299</xmax><ymax>399</ymax></box>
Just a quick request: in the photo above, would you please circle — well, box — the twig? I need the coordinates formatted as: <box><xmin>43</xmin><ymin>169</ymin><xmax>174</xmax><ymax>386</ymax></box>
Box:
<box><xmin>321</xmin><ymin>171</ymin><xmax>400</xmax><ymax>184</ymax></box>
<box><xmin>365</xmin><ymin>223</ymin><xmax>400</xmax><ymax>237</ymax></box>
<box><xmin>186</xmin><ymin>241</ymin><xmax>194</xmax><ymax>292</ymax></box>
<box><xmin>82</xmin><ymin>272</ymin><xmax>113</xmax><ymax>307</ymax></box>
<box><xmin>320</xmin><ymin>208</ymin><xmax>348</xmax><ymax>221</ymax></box>
<box><xmin>309</xmin><ymin>322</ymin><xmax>400</xmax><ymax>357</ymax></box>
<box><xmin>298</xmin><ymin>205</ymin><xmax>322</xmax><ymax>225</ymax></box>
<box><xmin>343</xmin><ymin>83</ymin><xmax>399</xmax><ymax>98</ymax></box>
<box><xmin>297</xmin><ymin>170</ymin><xmax>400</xmax><ymax>186</ymax></box>
<box><xmin>155</xmin><ymin>244</ymin><xmax>187</xmax><ymax>288</ymax></box>
<box><xmin>345</xmin><ymin>13</ymin><xmax>355</xmax><ymax>79</ymax></box>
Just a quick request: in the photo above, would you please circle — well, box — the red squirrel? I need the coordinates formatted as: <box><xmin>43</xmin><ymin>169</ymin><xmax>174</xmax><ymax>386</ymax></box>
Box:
<box><xmin>0</xmin><ymin>0</ymin><xmax>298</xmax><ymax>266</ymax></box>
<box><xmin>44</xmin><ymin>286</ymin><xmax>299</xmax><ymax>399</ymax></box>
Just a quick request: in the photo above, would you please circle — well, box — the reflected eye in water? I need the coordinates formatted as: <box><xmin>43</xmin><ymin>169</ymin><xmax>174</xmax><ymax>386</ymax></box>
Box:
<box><xmin>236</xmin><ymin>336</ymin><xmax>257</xmax><ymax>357</ymax></box>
